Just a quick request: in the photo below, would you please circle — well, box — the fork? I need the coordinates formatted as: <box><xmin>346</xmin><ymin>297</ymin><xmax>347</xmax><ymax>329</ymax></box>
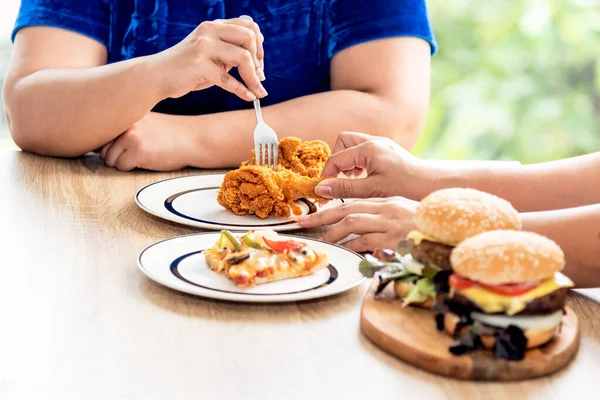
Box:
<box><xmin>251</xmin><ymin>98</ymin><xmax>278</xmax><ymax>169</ymax></box>
<box><xmin>240</xmin><ymin>15</ymin><xmax>279</xmax><ymax>169</ymax></box>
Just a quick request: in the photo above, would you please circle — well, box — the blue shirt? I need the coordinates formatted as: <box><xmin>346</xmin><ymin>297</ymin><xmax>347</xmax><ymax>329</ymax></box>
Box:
<box><xmin>13</xmin><ymin>0</ymin><xmax>437</xmax><ymax>116</ymax></box>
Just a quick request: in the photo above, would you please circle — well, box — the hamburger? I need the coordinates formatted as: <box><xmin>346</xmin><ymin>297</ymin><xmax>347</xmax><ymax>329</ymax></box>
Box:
<box><xmin>407</xmin><ymin>188</ymin><xmax>522</xmax><ymax>270</ymax></box>
<box><xmin>359</xmin><ymin>188</ymin><xmax>521</xmax><ymax>308</ymax></box>
<box><xmin>435</xmin><ymin>230</ymin><xmax>574</xmax><ymax>360</ymax></box>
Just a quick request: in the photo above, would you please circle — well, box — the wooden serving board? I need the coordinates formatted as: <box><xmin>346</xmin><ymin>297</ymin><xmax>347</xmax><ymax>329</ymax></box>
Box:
<box><xmin>360</xmin><ymin>280</ymin><xmax>580</xmax><ymax>381</ymax></box>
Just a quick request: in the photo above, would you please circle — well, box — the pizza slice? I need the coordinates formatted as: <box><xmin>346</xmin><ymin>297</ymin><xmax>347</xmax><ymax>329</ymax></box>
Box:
<box><xmin>203</xmin><ymin>230</ymin><xmax>330</xmax><ymax>288</ymax></box>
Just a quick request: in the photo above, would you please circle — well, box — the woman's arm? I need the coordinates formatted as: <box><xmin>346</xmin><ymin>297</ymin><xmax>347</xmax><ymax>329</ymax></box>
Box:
<box><xmin>521</xmin><ymin>204</ymin><xmax>600</xmax><ymax>288</ymax></box>
<box><xmin>102</xmin><ymin>37</ymin><xmax>432</xmax><ymax>170</ymax></box>
<box><xmin>3</xmin><ymin>21</ymin><xmax>265</xmax><ymax>157</ymax></box>
<box><xmin>419</xmin><ymin>152</ymin><xmax>600</xmax><ymax>211</ymax></box>
<box><xmin>311</xmin><ymin>132</ymin><xmax>600</xmax><ymax>212</ymax></box>
<box><xmin>3</xmin><ymin>27</ymin><xmax>161</xmax><ymax>157</ymax></box>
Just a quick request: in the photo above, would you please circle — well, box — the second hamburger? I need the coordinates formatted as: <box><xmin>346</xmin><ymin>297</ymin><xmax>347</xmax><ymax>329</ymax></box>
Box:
<box><xmin>436</xmin><ymin>230</ymin><xmax>575</xmax><ymax>360</ymax></box>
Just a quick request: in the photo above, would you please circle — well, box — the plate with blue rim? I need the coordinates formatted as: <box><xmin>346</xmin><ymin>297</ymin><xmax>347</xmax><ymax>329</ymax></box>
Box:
<box><xmin>135</xmin><ymin>174</ymin><xmax>343</xmax><ymax>231</ymax></box>
<box><xmin>137</xmin><ymin>232</ymin><xmax>365</xmax><ymax>303</ymax></box>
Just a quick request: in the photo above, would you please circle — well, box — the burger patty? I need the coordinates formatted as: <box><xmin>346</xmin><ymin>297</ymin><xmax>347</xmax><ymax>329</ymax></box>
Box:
<box><xmin>451</xmin><ymin>287</ymin><xmax>568</xmax><ymax>315</ymax></box>
<box><xmin>408</xmin><ymin>238</ymin><xmax>453</xmax><ymax>271</ymax></box>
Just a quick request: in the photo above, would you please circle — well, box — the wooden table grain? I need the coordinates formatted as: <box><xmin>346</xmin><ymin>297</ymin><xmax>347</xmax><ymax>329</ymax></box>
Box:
<box><xmin>1</xmin><ymin>139</ymin><xmax>600</xmax><ymax>399</ymax></box>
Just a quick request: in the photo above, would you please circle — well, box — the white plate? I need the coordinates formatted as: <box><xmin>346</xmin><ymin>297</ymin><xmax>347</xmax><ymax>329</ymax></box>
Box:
<box><xmin>135</xmin><ymin>174</ymin><xmax>343</xmax><ymax>231</ymax></box>
<box><xmin>137</xmin><ymin>232</ymin><xmax>365</xmax><ymax>303</ymax></box>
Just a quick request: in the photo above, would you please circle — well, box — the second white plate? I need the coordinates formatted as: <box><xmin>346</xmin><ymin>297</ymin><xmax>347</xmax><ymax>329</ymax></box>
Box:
<box><xmin>137</xmin><ymin>232</ymin><xmax>365</xmax><ymax>303</ymax></box>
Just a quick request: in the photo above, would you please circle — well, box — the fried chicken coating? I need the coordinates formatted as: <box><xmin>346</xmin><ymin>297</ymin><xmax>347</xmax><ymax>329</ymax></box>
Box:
<box><xmin>217</xmin><ymin>165</ymin><xmax>323</xmax><ymax>219</ymax></box>
<box><xmin>218</xmin><ymin>137</ymin><xmax>331</xmax><ymax>219</ymax></box>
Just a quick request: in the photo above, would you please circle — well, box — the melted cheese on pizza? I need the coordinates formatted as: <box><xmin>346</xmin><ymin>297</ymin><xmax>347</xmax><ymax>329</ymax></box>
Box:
<box><xmin>203</xmin><ymin>230</ymin><xmax>329</xmax><ymax>287</ymax></box>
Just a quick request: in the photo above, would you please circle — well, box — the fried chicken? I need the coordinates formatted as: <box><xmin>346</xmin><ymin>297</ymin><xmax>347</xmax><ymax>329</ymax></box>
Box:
<box><xmin>218</xmin><ymin>137</ymin><xmax>331</xmax><ymax>219</ymax></box>
<box><xmin>217</xmin><ymin>165</ymin><xmax>324</xmax><ymax>219</ymax></box>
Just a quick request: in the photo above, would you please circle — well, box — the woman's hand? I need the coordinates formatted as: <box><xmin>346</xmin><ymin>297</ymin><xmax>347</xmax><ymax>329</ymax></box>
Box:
<box><xmin>151</xmin><ymin>17</ymin><xmax>267</xmax><ymax>101</ymax></box>
<box><xmin>314</xmin><ymin>132</ymin><xmax>431</xmax><ymax>200</ymax></box>
<box><xmin>100</xmin><ymin>112</ymin><xmax>196</xmax><ymax>171</ymax></box>
<box><xmin>297</xmin><ymin>197</ymin><xmax>418</xmax><ymax>252</ymax></box>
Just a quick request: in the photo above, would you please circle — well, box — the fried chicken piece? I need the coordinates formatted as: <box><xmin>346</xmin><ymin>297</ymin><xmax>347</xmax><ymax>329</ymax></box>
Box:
<box><xmin>220</xmin><ymin>137</ymin><xmax>331</xmax><ymax>219</ymax></box>
<box><xmin>217</xmin><ymin>165</ymin><xmax>324</xmax><ymax>219</ymax></box>
<box><xmin>242</xmin><ymin>137</ymin><xmax>331</xmax><ymax>178</ymax></box>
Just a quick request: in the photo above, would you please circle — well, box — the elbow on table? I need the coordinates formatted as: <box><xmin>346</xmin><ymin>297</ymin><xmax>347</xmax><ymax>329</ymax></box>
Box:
<box><xmin>6</xmin><ymin>114</ymin><xmax>35</xmax><ymax>155</ymax></box>
<box><xmin>6</xmin><ymin>109</ymin><xmax>87</xmax><ymax>158</ymax></box>
<box><xmin>3</xmin><ymin>84</ymin><xmax>88</xmax><ymax>158</ymax></box>
<box><xmin>13</xmin><ymin>133</ymin><xmax>87</xmax><ymax>159</ymax></box>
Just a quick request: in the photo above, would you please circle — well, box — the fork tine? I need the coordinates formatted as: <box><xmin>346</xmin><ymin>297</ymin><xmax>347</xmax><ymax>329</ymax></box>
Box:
<box><xmin>265</xmin><ymin>144</ymin><xmax>270</xmax><ymax>169</ymax></box>
<box><xmin>268</xmin><ymin>143</ymin><xmax>274</xmax><ymax>169</ymax></box>
<box><xmin>260</xmin><ymin>144</ymin><xmax>265</xmax><ymax>166</ymax></box>
<box><xmin>255</xmin><ymin>143</ymin><xmax>261</xmax><ymax>165</ymax></box>
<box><xmin>263</xmin><ymin>144</ymin><xmax>268</xmax><ymax>167</ymax></box>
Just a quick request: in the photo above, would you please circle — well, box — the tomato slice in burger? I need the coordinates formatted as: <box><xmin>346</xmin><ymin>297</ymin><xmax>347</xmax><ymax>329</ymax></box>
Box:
<box><xmin>263</xmin><ymin>237</ymin><xmax>306</xmax><ymax>253</ymax></box>
<box><xmin>449</xmin><ymin>274</ymin><xmax>478</xmax><ymax>290</ymax></box>
<box><xmin>449</xmin><ymin>274</ymin><xmax>539</xmax><ymax>296</ymax></box>
<box><xmin>479</xmin><ymin>282</ymin><xmax>539</xmax><ymax>296</ymax></box>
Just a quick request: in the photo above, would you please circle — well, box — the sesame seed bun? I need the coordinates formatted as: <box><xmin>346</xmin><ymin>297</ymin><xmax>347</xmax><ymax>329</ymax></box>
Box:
<box><xmin>393</xmin><ymin>281</ymin><xmax>435</xmax><ymax>309</ymax></box>
<box><xmin>413</xmin><ymin>188</ymin><xmax>521</xmax><ymax>246</ymax></box>
<box><xmin>444</xmin><ymin>312</ymin><xmax>558</xmax><ymax>349</ymax></box>
<box><xmin>450</xmin><ymin>230</ymin><xmax>565</xmax><ymax>285</ymax></box>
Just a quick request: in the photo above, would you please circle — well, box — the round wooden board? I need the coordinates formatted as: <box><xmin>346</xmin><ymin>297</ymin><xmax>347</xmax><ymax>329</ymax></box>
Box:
<box><xmin>360</xmin><ymin>279</ymin><xmax>580</xmax><ymax>381</ymax></box>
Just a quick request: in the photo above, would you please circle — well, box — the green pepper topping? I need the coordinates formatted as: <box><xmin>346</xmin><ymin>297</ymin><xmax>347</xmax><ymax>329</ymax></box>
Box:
<box><xmin>241</xmin><ymin>235</ymin><xmax>265</xmax><ymax>250</ymax></box>
<box><xmin>220</xmin><ymin>230</ymin><xmax>241</xmax><ymax>251</ymax></box>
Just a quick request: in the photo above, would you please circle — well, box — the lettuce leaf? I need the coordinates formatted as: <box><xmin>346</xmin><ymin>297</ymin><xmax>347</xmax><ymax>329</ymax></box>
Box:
<box><xmin>401</xmin><ymin>277</ymin><xmax>437</xmax><ymax>307</ymax></box>
<box><xmin>360</xmin><ymin>247</ymin><xmax>443</xmax><ymax>302</ymax></box>
<box><xmin>358</xmin><ymin>254</ymin><xmax>386</xmax><ymax>278</ymax></box>
<box><xmin>422</xmin><ymin>263</ymin><xmax>441</xmax><ymax>280</ymax></box>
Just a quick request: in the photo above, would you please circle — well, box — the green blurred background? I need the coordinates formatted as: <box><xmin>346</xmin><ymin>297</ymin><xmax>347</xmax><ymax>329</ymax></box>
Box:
<box><xmin>1</xmin><ymin>0</ymin><xmax>599</xmax><ymax>163</ymax></box>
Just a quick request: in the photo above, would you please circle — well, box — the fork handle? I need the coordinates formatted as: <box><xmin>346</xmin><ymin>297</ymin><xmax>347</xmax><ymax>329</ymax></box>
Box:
<box><xmin>252</xmin><ymin>98</ymin><xmax>263</xmax><ymax>123</ymax></box>
<box><xmin>240</xmin><ymin>15</ymin><xmax>264</xmax><ymax>124</ymax></box>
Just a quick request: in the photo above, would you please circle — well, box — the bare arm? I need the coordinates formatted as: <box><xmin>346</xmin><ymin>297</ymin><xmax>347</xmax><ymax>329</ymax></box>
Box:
<box><xmin>3</xmin><ymin>21</ymin><xmax>267</xmax><ymax>158</ymax></box>
<box><xmin>175</xmin><ymin>37</ymin><xmax>431</xmax><ymax>169</ymax></box>
<box><xmin>420</xmin><ymin>152</ymin><xmax>600</xmax><ymax>211</ymax></box>
<box><xmin>307</xmin><ymin>132</ymin><xmax>600</xmax><ymax>211</ymax></box>
<box><xmin>2</xmin><ymin>27</ymin><xmax>163</xmax><ymax>157</ymax></box>
<box><xmin>4</xmin><ymin>27</ymin><xmax>169</xmax><ymax>157</ymax></box>
<box><xmin>521</xmin><ymin>204</ymin><xmax>600</xmax><ymax>288</ymax></box>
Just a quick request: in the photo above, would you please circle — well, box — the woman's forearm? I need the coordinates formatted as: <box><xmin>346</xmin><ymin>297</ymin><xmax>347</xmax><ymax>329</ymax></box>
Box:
<box><xmin>191</xmin><ymin>89</ymin><xmax>422</xmax><ymax>168</ymax></box>
<box><xmin>418</xmin><ymin>152</ymin><xmax>600</xmax><ymax>211</ymax></box>
<box><xmin>520</xmin><ymin>204</ymin><xmax>600</xmax><ymax>288</ymax></box>
<box><xmin>3</xmin><ymin>56</ymin><xmax>164</xmax><ymax>157</ymax></box>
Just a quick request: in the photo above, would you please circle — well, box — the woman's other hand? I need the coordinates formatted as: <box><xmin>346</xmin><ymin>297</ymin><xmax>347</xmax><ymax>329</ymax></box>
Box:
<box><xmin>314</xmin><ymin>132</ymin><xmax>429</xmax><ymax>200</ymax></box>
<box><xmin>152</xmin><ymin>17</ymin><xmax>267</xmax><ymax>101</ymax></box>
<box><xmin>297</xmin><ymin>197</ymin><xmax>418</xmax><ymax>253</ymax></box>
<box><xmin>100</xmin><ymin>112</ymin><xmax>195</xmax><ymax>171</ymax></box>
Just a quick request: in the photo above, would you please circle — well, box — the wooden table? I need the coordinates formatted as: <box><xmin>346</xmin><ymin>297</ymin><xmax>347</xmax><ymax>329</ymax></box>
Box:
<box><xmin>1</xmin><ymin>139</ymin><xmax>600</xmax><ymax>399</ymax></box>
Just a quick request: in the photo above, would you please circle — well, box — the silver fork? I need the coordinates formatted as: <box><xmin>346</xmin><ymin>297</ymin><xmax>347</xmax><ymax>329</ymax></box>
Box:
<box><xmin>240</xmin><ymin>15</ymin><xmax>279</xmax><ymax>169</ymax></box>
<box><xmin>251</xmin><ymin>98</ymin><xmax>278</xmax><ymax>169</ymax></box>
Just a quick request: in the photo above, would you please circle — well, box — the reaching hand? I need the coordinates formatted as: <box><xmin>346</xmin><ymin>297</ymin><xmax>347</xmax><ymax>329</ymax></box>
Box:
<box><xmin>152</xmin><ymin>17</ymin><xmax>267</xmax><ymax>101</ymax></box>
<box><xmin>314</xmin><ymin>132</ymin><xmax>426</xmax><ymax>200</ymax></box>
<box><xmin>297</xmin><ymin>197</ymin><xmax>418</xmax><ymax>253</ymax></box>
